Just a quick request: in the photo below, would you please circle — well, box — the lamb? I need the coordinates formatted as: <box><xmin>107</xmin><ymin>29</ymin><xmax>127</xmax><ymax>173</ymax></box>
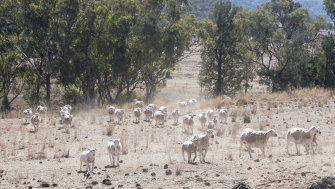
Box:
<box><xmin>183</xmin><ymin>115</ymin><xmax>195</xmax><ymax>134</ymax></box>
<box><xmin>198</xmin><ymin>112</ymin><xmax>207</xmax><ymax>128</ymax></box>
<box><xmin>154</xmin><ymin>111</ymin><xmax>165</xmax><ymax>126</ymax></box>
<box><xmin>133</xmin><ymin>108</ymin><xmax>142</xmax><ymax>123</ymax></box>
<box><xmin>189</xmin><ymin>129</ymin><xmax>215</xmax><ymax>163</ymax></box>
<box><xmin>218</xmin><ymin>108</ymin><xmax>228</xmax><ymax>123</ymax></box>
<box><xmin>207</xmin><ymin>109</ymin><xmax>215</xmax><ymax>121</ymax></box>
<box><xmin>23</xmin><ymin>108</ymin><xmax>32</xmax><ymax>124</ymax></box>
<box><xmin>107</xmin><ymin>139</ymin><xmax>122</xmax><ymax>166</ymax></box>
<box><xmin>108</xmin><ymin>106</ymin><xmax>116</xmax><ymax>122</ymax></box>
<box><xmin>178</xmin><ymin>101</ymin><xmax>188</xmax><ymax>114</ymax></box>
<box><xmin>159</xmin><ymin>106</ymin><xmax>168</xmax><ymax>122</ymax></box>
<box><xmin>172</xmin><ymin>109</ymin><xmax>181</xmax><ymax>125</ymax></box>
<box><xmin>239</xmin><ymin>128</ymin><xmax>278</xmax><ymax>158</ymax></box>
<box><xmin>144</xmin><ymin>107</ymin><xmax>153</xmax><ymax>122</ymax></box>
<box><xmin>80</xmin><ymin>149</ymin><xmax>96</xmax><ymax>172</ymax></box>
<box><xmin>36</xmin><ymin>105</ymin><xmax>47</xmax><ymax>122</ymax></box>
<box><xmin>182</xmin><ymin>137</ymin><xmax>199</xmax><ymax>164</ymax></box>
<box><xmin>31</xmin><ymin>113</ymin><xmax>41</xmax><ymax>132</ymax></box>
<box><xmin>286</xmin><ymin>126</ymin><xmax>321</xmax><ymax>155</ymax></box>
<box><xmin>63</xmin><ymin>114</ymin><xmax>73</xmax><ymax>132</ymax></box>
<box><xmin>115</xmin><ymin>109</ymin><xmax>125</xmax><ymax>124</ymax></box>
<box><xmin>134</xmin><ymin>99</ymin><xmax>144</xmax><ymax>109</ymax></box>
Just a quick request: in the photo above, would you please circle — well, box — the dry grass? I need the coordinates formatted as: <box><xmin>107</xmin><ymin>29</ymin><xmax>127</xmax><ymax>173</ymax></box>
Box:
<box><xmin>121</xmin><ymin>129</ymin><xmax>128</xmax><ymax>155</ymax></box>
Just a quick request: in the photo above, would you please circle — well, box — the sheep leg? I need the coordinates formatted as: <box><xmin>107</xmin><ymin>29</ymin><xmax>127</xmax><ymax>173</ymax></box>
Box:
<box><xmin>247</xmin><ymin>146</ymin><xmax>252</xmax><ymax>158</ymax></box>
<box><xmin>197</xmin><ymin>149</ymin><xmax>202</xmax><ymax>163</ymax></box>
<box><xmin>108</xmin><ymin>151</ymin><xmax>112</xmax><ymax>165</ymax></box>
<box><xmin>188</xmin><ymin>152</ymin><xmax>191</xmax><ymax>163</ymax></box>
<box><xmin>261</xmin><ymin>147</ymin><xmax>265</xmax><ymax>158</ymax></box>
<box><xmin>117</xmin><ymin>155</ymin><xmax>119</xmax><ymax>166</ymax></box>
<box><xmin>202</xmin><ymin>149</ymin><xmax>208</xmax><ymax>163</ymax></box>
<box><xmin>192</xmin><ymin>151</ymin><xmax>197</xmax><ymax>163</ymax></box>
<box><xmin>295</xmin><ymin>144</ymin><xmax>300</xmax><ymax>155</ymax></box>
<box><xmin>92</xmin><ymin>161</ymin><xmax>94</xmax><ymax>172</ymax></box>
<box><xmin>80</xmin><ymin>161</ymin><xmax>82</xmax><ymax>171</ymax></box>
<box><xmin>112</xmin><ymin>154</ymin><xmax>115</xmax><ymax>165</ymax></box>
<box><xmin>182</xmin><ymin>149</ymin><xmax>186</xmax><ymax>161</ymax></box>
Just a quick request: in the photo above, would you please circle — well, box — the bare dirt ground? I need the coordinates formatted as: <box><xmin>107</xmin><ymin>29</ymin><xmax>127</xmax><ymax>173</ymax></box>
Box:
<box><xmin>1</xmin><ymin>54</ymin><xmax>335</xmax><ymax>189</ymax></box>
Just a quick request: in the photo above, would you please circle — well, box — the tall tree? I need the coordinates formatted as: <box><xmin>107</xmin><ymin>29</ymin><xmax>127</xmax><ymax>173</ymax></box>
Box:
<box><xmin>198</xmin><ymin>1</ymin><xmax>243</xmax><ymax>96</ymax></box>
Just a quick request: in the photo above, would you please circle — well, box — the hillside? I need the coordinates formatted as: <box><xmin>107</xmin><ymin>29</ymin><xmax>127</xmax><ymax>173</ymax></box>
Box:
<box><xmin>188</xmin><ymin>0</ymin><xmax>330</xmax><ymax>21</ymax></box>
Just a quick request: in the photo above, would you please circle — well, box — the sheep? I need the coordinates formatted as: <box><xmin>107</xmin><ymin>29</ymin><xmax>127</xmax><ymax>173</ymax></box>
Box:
<box><xmin>239</xmin><ymin>128</ymin><xmax>278</xmax><ymax>158</ymax></box>
<box><xmin>23</xmin><ymin>108</ymin><xmax>32</xmax><ymax>124</ymax></box>
<box><xmin>178</xmin><ymin>101</ymin><xmax>188</xmax><ymax>114</ymax></box>
<box><xmin>189</xmin><ymin>129</ymin><xmax>215</xmax><ymax>163</ymax></box>
<box><xmin>115</xmin><ymin>109</ymin><xmax>125</xmax><ymax>124</ymax></box>
<box><xmin>134</xmin><ymin>99</ymin><xmax>144</xmax><ymax>109</ymax></box>
<box><xmin>144</xmin><ymin>107</ymin><xmax>153</xmax><ymax>122</ymax></box>
<box><xmin>80</xmin><ymin>149</ymin><xmax>96</xmax><ymax>172</ymax></box>
<box><xmin>207</xmin><ymin>109</ymin><xmax>215</xmax><ymax>121</ymax></box>
<box><xmin>198</xmin><ymin>112</ymin><xmax>207</xmax><ymax>128</ymax></box>
<box><xmin>286</xmin><ymin>126</ymin><xmax>321</xmax><ymax>155</ymax></box>
<box><xmin>183</xmin><ymin>115</ymin><xmax>195</xmax><ymax>134</ymax></box>
<box><xmin>182</xmin><ymin>137</ymin><xmax>200</xmax><ymax>164</ymax></box>
<box><xmin>108</xmin><ymin>106</ymin><xmax>116</xmax><ymax>122</ymax></box>
<box><xmin>63</xmin><ymin>104</ymin><xmax>72</xmax><ymax>113</ymax></box>
<box><xmin>147</xmin><ymin>104</ymin><xmax>157</xmax><ymax>117</ymax></box>
<box><xmin>172</xmin><ymin>109</ymin><xmax>181</xmax><ymax>125</ymax></box>
<box><xmin>187</xmin><ymin>98</ymin><xmax>197</xmax><ymax>113</ymax></box>
<box><xmin>63</xmin><ymin>114</ymin><xmax>73</xmax><ymax>132</ymax></box>
<box><xmin>31</xmin><ymin>113</ymin><xmax>41</xmax><ymax>132</ymax></box>
<box><xmin>133</xmin><ymin>108</ymin><xmax>142</xmax><ymax>123</ymax></box>
<box><xmin>159</xmin><ymin>106</ymin><xmax>168</xmax><ymax>122</ymax></box>
<box><xmin>36</xmin><ymin>105</ymin><xmax>47</xmax><ymax>122</ymax></box>
<box><xmin>218</xmin><ymin>108</ymin><xmax>228</xmax><ymax>123</ymax></box>
<box><xmin>154</xmin><ymin>111</ymin><xmax>165</xmax><ymax>126</ymax></box>
<box><xmin>207</xmin><ymin>116</ymin><xmax>217</xmax><ymax>129</ymax></box>
<box><xmin>60</xmin><ymin>108</ymin><xmax>69</xmax><ymax>124</ymax></box>
<box><xmin>107</xmin><ymin>139</ymin><xmax>122</xmax><ymax>166</ymax></box>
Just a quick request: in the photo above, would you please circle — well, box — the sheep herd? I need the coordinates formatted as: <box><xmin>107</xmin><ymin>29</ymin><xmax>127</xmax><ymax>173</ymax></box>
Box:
<box><xmin>23</xmin><ymin>97</ymin><xmax>322</xmax><ymax>177</ymax></box>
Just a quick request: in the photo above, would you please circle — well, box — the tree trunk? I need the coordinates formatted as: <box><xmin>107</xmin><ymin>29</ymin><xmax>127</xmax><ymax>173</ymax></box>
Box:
<box><xmin>86</xmin><ymin>80</ymin><xmax>91</xmax><ymax>110</ymax></box>
<box><xmin>1</xmin><ymin>94</ymin><xmax>10</xmax><ymax>111</ymax></box>
<box><xmin>46</xmin><ymin>73</ymin><xmax>51</xmax><ymax>107</ymax></box>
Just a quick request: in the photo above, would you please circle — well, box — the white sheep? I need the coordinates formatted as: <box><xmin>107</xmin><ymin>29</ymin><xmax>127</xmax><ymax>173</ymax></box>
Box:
<box><xmin>147</xmin><ymin>104</ymin><xmax>157</xmax><ymax>117</ymax></box>
<box><xmin>190</xmin><ymin>129</ymin><xmax>215</xmax><ymax>163</ymax></box>
<box><xmin>31</xmin><ymin>113</ymin><xmax>41</xmax><ymax>132</ymax></box>
<box><xmin>182</xmin><ymin>137</ymin><xmax>199</xmax><ymax>164</ymax></box>
<box><xmin>207</xmin><ymin>116</ymin><xmax>217</xmax><ymax>129</ymax></box>
<box><xmin>198</xmin><ymin>112</ymin><xmax>207</xmax><ymax>128</ymax></box>
<box><xmin>63</xmin><ymin>114</ymin><xmax>73</xmax><ymax>132</ymax></box>
<box><xmin>207</xmin><ymin>109</ymin><xmax>215</xmax><ymax>121</ymax></box>
<box><xmin>36</xmin><ymin>105</ymin><xmax>47</xmax><ymax>122</ymax></box>
<box><xmin>23</xmin><ymin>108</ymin><xmax>32</xmax><ymax>124</ymax></box>
<box><xmin>159</xmin><ymin>106</ymin><xmax>168</xmax><ymax>122</ymax></box>
<box><xmin>187</xmin><ymin>98</ymin><xmax>197</xmax><ymax>113</ymax></box>
<box><xmin>239</xmin><ymin>128</ymin><xmax>278</xmax><ymax>158</ymax></box>
<box><xmin>60</xmin><ymin>108</ymin><xmax>69</xmax><ymax>124</ymax></box>
<box><xmin>107</xmin><ymin>139</ymin><xmax>122</xmax><ymax>166</ymax></box>
<box><xmin>134</xmin><ymin>99</ymin><xmax>144</xmax><ymax>109</ymax></box>
<box><xmin>178</xmin><ymin>101</ymin><xmax>188</xmax><ymax>114</ymax></box>
<box><xmin>133</xmin><ymin>108</ymin><xmax>142</xmax><ymax>123</ymax></box>
<box><xmin>108</xmin><ymin>106</ymin><xmax>115</xmax><ymax>122</ymax></box>
<box><xmin>312</xmin><ymin>127</ymin><xmax>321</xmax><ymax>152</ymax></box>
<box><xmin>171</xmin><ymin>109</ymin><xmax>181</xmax><ymax>125</ymax></box>
<box><xmin>80</xmin><ymin>149</ymin><xmax>96</xmax><ymax>172</ymax></box>
<box><xmin>286</xmin><ymin>126</ymin><xmax>321</xmax><ymax>155</ymax></box>
<box><xmin>115</xmin><ymin>109</ymin><xmax>125</xmax><ymax>124</ymax></box>
<box><xmin>144</xmin><ymin>107</ymin><xmax>153</xmax><ymax>122</ymax></box>
<box><xmin>154</xmin><ymin>111</ymin><xmax>165</xmax><ymax>126</ymax></box>
<box><xmin>218</xmin><ymin>108</ymin><xmax>228</xmax><ymax>123</ymax></box>
<box><xmin>63</xmin><ymin>104</ymin><xmax>72</xmax><ymax>113</ymax></box>
<box><xmin>183</xmin><ymin>115</ymin><xmax>195</xmax><ymax>134</ymax></box>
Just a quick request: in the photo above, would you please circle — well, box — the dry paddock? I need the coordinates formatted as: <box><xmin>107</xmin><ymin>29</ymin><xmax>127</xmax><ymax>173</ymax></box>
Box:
<box><xmin>1</xmin><ymin>95</ymin><xmax>335</xmax><ymax>188</ymax></box>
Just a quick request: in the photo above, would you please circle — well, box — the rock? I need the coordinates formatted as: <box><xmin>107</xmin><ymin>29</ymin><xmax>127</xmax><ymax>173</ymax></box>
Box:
<box><xmin>52</xmin><ymin>183</ymin><xmax>58</xmax><ymax>187</ymax></box>
<box><xmin>86</xmin><ymin>186</ymin><xmax>93</xmax><ymax>189</ymax></box>
<box><xmin>254</xmin><ymin>159</ymin><xmax>260</xmax><ymax>162</ymax></box>
<box><xmin>151</xmin><ymin>172</ymin><xmax>156</xmax><ymax>176</ymax></box>
<box><xmin>67</xmin><ymin>172</ymin><xmax>71</xmax><ymax>175</ymax></box>
<box><xmin>301</xmin><ymin>172</ymin><xmax>306</xmax><ymax>176</ymax></box>
<box><xmin>308</xmin><ymin>177</ymin><xmax>335</xmax><ymax>189</ymax></box>
<box><xmin>118</xmin><ymin>184</ymin><xmax>123</xmax><ymax>188</ymax></box>
<box><xmin>41</xmin><ymin>182</ymin><xmax>50</xmax><ymax>187</ymax></box>
<box><xmin>247</xmin><ymin>167</ymin><xmax>252</xmax><ymax>170</ymax></box>
<box><xmin>204</xmin><ymin>182</ymin><xmax>210</xmax><ymax>186</ymax></box>
<box><xmin>136</xmin><ymin>183</ymin><xmax>140</xmax><ymax>187</ymax></box>
<box><xmin>125</xmin><ymin>173</ymin><xmax>129</xmax><ymax>176</ymax></box>
<box><xmin>164</xmin><ymin>164</ymin><xmax>168</xmax><ymax>169</ymax></box>
<box><xmin>92</xmin><ymin>180</ymin><xmax>98</xmax><ymax>185</ymax></box>
<box><xmin>119</xmin><ymin>160</ymin><xmax>123</xmax><ymax>163</ymax></box>
<box><xmin>28</xmin><ymin>186</ymin><xmax>33</xmax><ymax>189</ymax></box>
<box><xmin>216</xmin><ymin>174</ymin><xmax>220</xmax><ymax>177</ymax></box>
<box><xmin>39</xmin><ymin>161</ymin><xmax>43</xmax><ymax>164</ymax></box>
<box><xmin>165</xmin><ymin>169</ymin><xmax>172</xmax><ymax>175</ymax></box>
<box><xmin>143</xmin><ymin>168</ymin><xmax>148</xmax><ymax>173</ymax></box>
<box><xmin>103</xmin><ymin>178</ymin><xmax>112</xmax><ymax>185</ymax></box>
<box><xmin>232</xmin><ymin>182</ymin><xmax>251</xmax><ymax>189</ymax></box>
